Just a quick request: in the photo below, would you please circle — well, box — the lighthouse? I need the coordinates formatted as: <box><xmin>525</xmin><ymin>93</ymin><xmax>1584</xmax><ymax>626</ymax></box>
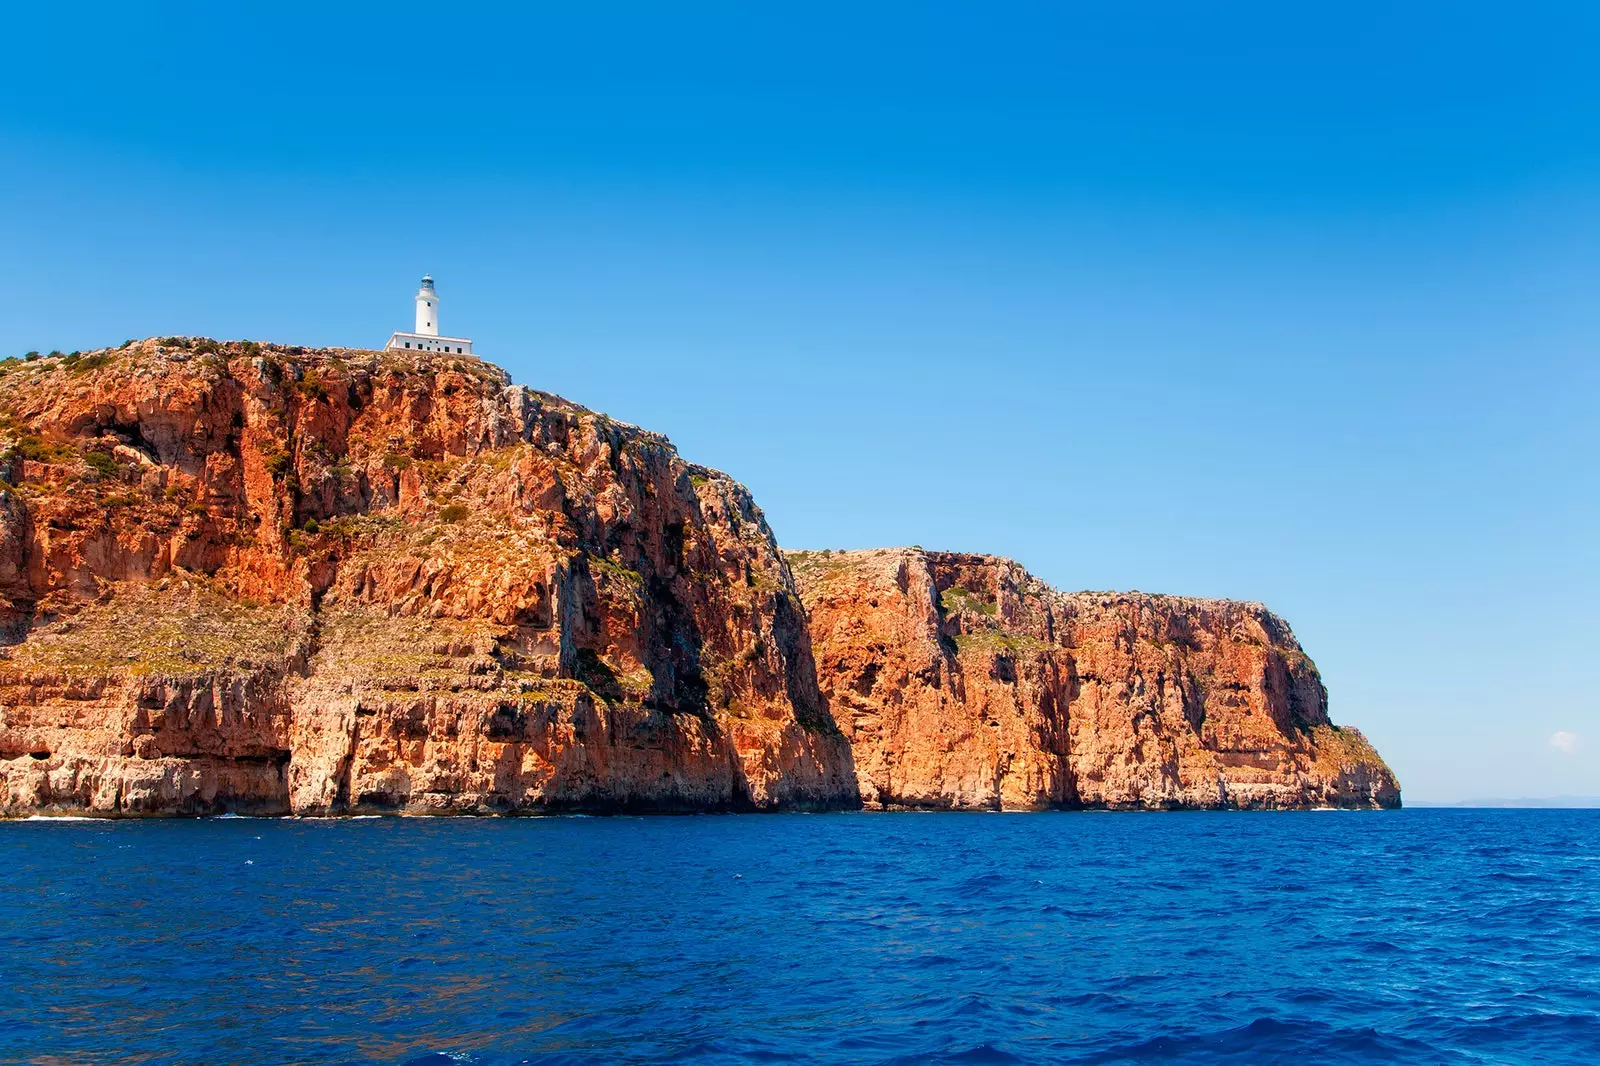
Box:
<box><xmin>415</xmin><ymin>275</ymin><xmax>438</xmax><ymax>335</ymax></box>
<box><xmin>386</xmin><ymin>274</ymin><xmax>474</xmax><ymax>356</ymax></box>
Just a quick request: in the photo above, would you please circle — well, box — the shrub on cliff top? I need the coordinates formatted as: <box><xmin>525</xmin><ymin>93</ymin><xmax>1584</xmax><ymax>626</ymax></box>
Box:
<box><xmin>16</xmin><ymin>434</ymin><xmax>71</xmax><ymax>463</ymax></box>
<box><xmin>297</xmin><ymin>370</ymin><xmax>328</xmax><ymax>402</ymax></box>
<box><xmin>941</xmin><ymin>586</ymin><xmax>997</xmax><ymax>617</ymax></box>
<box><xmin>197</xmin><ymin>353</ymin><xmax>230</xmax><ymax>377</ymax></box>
<box><xmin>81</xmin><ymin>450</ymin><xmax>119</xmax><ymax>478</ymax></box>
<box><xmin>65</xmin><ymin>352</ymin><xmax>111</xmax><ymax>375</ymax></box>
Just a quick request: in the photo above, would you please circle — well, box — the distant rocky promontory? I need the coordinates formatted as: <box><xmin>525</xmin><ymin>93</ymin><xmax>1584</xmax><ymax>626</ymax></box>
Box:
<box><xmin>791</xmin><ymin>548</ymin><xmax>1397</xmax><ymax>810</ymax></box>
<box><xmin>0</xmin><ymin>340</ymin><xmax>1397</xmax><ymax>815</ymax></box>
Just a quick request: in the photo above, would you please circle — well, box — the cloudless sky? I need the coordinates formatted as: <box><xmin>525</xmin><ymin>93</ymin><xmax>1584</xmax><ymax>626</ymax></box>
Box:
<box><xmin>3</xmin><ymin>2</ymin><xmax>1596</xmax><ymax>802</ymax></box>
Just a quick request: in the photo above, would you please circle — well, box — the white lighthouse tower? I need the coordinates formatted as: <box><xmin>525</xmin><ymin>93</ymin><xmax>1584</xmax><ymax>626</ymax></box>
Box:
<box><xmin>386</xmin><ymin>274</ymin><xmax>474</xmax><ymax>356</ymax></box>
<box><xmin>415</xmin><ymin>275</ymin><xmax>438</xmax><ymax>335</ymax></box>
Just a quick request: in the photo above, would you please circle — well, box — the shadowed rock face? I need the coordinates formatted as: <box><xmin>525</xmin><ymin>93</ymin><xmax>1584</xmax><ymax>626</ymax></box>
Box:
<box><xmin>789</xmin><ymin>548</ymin><xmax>1399</xmax><ymax>810</ymax></box>
<box><xmin>0</xmin><ymin>340</ymin><xmax>854</xmax><ymax>815</ymax></box>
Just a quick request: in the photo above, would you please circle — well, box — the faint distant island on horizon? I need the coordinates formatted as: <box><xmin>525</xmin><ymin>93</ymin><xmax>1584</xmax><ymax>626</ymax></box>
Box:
<box><xmin>0</xmin><ymin>334</ymin><xmax>1398</xmax><ymax>817</ymax></box>
<box><xmin>1410</xmin><ymin>797</ymin><xmax>1600</xmax><ymax>809</ymax></box>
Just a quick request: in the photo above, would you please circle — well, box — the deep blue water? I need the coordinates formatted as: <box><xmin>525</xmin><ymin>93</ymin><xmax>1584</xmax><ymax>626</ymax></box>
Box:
<box><xmin>2</xmin><ymin>810</ymin><xmax>1598</xmax><ymax>1065</ymax></box>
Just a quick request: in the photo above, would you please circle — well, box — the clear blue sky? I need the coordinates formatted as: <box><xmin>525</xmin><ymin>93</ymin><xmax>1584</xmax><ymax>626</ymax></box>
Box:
<box><xmin>3</xmin><ymin>2</ymin><xmax>1596</xmax><ymax>803</ymax></box>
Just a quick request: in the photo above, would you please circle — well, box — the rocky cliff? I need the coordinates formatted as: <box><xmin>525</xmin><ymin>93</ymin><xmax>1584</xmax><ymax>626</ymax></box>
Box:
<box><xmin>0</xmin><ymin>339</ymin><xmax>854</xmax><ymax>815</ymax></box>
<box><xmin>0</xmin><ymin>340</ymin><xmax>1397</xmax><ymax>816</ymax></box>
<box><xmin>789</xmin><ymin>548</ymin><xmax>1398</xmax><ymax>810</ymax></box>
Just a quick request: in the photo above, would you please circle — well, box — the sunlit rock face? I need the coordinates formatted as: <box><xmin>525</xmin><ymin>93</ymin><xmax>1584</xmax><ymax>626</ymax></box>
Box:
<box><xmin>0</xmin><ymin>340</ymin><xmax>854</xmax><ymax>816</ymax></box>
<box><xmin>790</xmin><ymin>548</ymin><xmax>1398</xmax><ymax>811</ymax></box>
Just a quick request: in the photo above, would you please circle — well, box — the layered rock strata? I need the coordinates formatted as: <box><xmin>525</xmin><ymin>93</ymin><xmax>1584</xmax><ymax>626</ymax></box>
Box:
<box><xmin>0</xmin><ymin>340</ymin><xmax>853</xmax><ymax>815</ymax></box>
<box><xmin>789</xmin><ymin>548</ymin><xmax>1399</xmax><ymax>810</ymax></box>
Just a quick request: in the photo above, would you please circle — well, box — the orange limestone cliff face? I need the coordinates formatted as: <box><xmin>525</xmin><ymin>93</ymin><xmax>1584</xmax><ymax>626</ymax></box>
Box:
<box><xmin>0</xmin><ymin>340</ymin><xmax>1400</xmax><ymax>818</ymax></box>
<box><xmin>789</xmin><ymin>548</ymin><xmax>1399</xmax><ymax>810</ymax></box>
<box><xmin>0</xmin><ymin>340</ymin><xmax>854</xmax><ymax>815</ymax></box>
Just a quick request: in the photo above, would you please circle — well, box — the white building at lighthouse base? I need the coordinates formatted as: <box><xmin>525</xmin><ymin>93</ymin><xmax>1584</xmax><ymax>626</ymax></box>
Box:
<box><xmin>385</xmin><ymin>330</ymin><xmax>474</xmax><ymax>356</ymax></box>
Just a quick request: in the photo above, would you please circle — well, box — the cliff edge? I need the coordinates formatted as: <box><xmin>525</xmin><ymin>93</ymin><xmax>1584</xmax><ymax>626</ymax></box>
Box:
<box><xmin>790</xmin><ymin>548</ymin><xmax>1399</xmax><ymax>810</ymax></box>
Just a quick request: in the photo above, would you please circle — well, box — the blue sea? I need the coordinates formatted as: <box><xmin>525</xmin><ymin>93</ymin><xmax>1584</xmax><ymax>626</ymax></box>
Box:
<box><xmin>2</xmin><ymin>810</ymin><xmax>1597</xmax><ymax>1065</ymax></box>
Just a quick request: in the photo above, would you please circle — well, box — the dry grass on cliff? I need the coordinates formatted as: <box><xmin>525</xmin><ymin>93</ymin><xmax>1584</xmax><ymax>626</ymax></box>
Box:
<box><xmin>312</xmin><ymin>606</ymin><xmax>508</xmax><ymax>687</ymax></box>
<box><xmin>952</xmin><ymin>628</ymin><xmax>1052</xmax><ymax>658</ymax></box>
<box><xmin>309</xmin><ymin>604</ymin><xmax>584</xmax><ymax>703</ymax></box>
<box><xmin>1307</xmin><ymin>724</ymin><xmax>1387</xmax><ymax>773</ymax></box>
<box><xmin>940</xmin><ymin>585</ymin><xmax>998</xmax><ymax>617</ymax></box>
<box><xmin>1</xmin><ymin>579</ymin><xmax>304</xmax><ymax>679</ymax></box>
<box><xmin>784</xmin><ymin>550</ymin><xmax>853</xmax><ymax>572</ymax></box>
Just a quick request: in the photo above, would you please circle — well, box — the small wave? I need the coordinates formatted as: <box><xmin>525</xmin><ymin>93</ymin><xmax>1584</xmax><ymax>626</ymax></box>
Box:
<box><xmin>1443</xmin><ymin>1010</ymin><xmax>1600</xmax><ymax>1048</ymax></box>
<box><xmin>946</xmin><ymin>1043</ymin><xmax>1024</xmax><ymax>1063</ymax></box>
<box><xmin>958</xmin><ymin>872</ymin><xmax>1009</xmax><ymax>892</ymax></box>
<box><xmin>903</xmin><ymin>953</ymin><xmax>960</xmax><ymax>974</ymax></box>
<box><xmin>1078</xmin><ymin>1016</ymin><xmax>1438</xmax><ymax>1064</ymax></box>
<box><xmin>1046</xmin><ymin>991</ymin><xmax>1126</xmax><ymax>1009</ymax></box>
<box><xmin>880</xmin><ymin>1044</ymin><xmax>1024</xmax><ymax>1066</ymax></box>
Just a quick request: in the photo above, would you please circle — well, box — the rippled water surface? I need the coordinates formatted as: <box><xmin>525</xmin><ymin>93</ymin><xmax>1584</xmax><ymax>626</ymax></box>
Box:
<box><xmin>3</xmin><ymin>810</ymin><xmax>1598</xmax><ymax>1065</ymax></box>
